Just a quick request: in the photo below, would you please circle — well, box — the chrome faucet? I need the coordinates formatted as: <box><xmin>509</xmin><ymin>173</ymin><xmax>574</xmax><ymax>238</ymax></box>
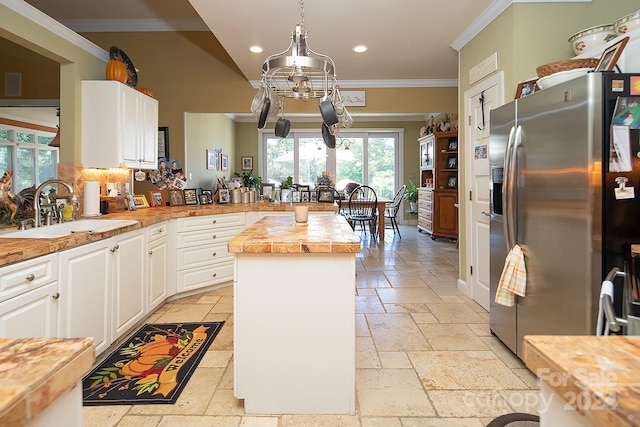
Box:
<box><xmin>33</xmin><ymin>179</ymin><xmax>74</xmax><ymax>227</ymax></box>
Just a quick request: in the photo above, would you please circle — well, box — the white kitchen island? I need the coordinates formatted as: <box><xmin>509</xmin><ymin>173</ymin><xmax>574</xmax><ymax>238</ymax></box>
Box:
<box><xmin>228</xmin><ymin>214</ymin><xmax>360</xmax><ymax>414</ymax></box>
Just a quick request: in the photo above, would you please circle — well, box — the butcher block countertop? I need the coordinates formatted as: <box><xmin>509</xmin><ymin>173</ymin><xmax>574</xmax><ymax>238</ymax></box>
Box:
<box><xmin>0</xmin><ymin>202</ymin><xmax>337</xmax><ymax>267</ymax></box>
<box><xmin>228</xmin><ymin>214</ymin><xmax>360</xmax><ymax>254</ymax></box>
<box><xmin>523</xmin><ymin>335</ymin><xmax>640</xmax><ymax>427</ymax></box>
<box><xmin>0</xmin><ymin>337</ymin><xmax>94</xmax><ymax>426</ymax></box>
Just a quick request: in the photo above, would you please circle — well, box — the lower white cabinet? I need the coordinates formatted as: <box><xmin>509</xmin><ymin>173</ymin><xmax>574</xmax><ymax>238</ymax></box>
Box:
<box><xmin>147</xmin><ymin>221</ymin><xmax>169</xmax><ymax>311</ymax></box>
<box><xmin>176</xmin><ymin>213</ymin><xmax>244</xmax><ymax>293</ymax></box>
<box><xmin>58</xmin><ymin>229</ymin><xmax>145</xmax><ymax>355</ymax></box>
<box><xmin>0</xmin><ymin>253</ymin><xmax>59</xmax><ymax>338</ymax></box>
<box><xmin>58</xmin><ymin>239</ymin><xmax>111</xmax><ymax>354</ymax></box>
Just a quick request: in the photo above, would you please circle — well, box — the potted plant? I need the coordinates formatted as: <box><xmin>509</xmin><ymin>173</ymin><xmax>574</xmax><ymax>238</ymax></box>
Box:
<box><xmin>280</xmin><ymin>176</ymin><xmax>293</xmax><ymax>202</ymax></box>
<box><xmin>404</xmin><ymin>178</ymin><xmax>418</xmax><ymax>212</ymax></box>
<box><xmin>235</xmin><ymin>170</ymin><xmax>263</xmax><ymax>189</ymax></box>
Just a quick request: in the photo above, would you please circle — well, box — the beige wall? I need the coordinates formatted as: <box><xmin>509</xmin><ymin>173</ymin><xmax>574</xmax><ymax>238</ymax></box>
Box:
<box><xmin>457</xmin><ymin>0</ymin><xmax>639</xmax><ymax>284</ymax></box>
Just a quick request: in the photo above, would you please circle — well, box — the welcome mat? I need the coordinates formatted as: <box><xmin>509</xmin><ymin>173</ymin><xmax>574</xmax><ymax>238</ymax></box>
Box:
<box><xmin>82</xmin><ymin>322</ymin><xmax>224</xmax><ymax>405</ymax></box>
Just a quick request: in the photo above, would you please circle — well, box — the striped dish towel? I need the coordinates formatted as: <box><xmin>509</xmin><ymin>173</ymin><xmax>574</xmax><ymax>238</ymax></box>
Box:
<box><xmin>495</xmin><ymin>244</ymin><xmax>526</xmax><ymax>307</ymax></box>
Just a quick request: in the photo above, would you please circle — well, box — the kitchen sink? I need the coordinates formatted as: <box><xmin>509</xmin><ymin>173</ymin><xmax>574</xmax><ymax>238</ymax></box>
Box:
<box><xmin>0</xmin><ymin>219</ymin><xmax>139</xmax><ymax>239</ymax></box>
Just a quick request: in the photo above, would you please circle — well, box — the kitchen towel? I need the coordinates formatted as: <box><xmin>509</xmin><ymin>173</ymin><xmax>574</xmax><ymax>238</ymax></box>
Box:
<box><xmin>83</xmin><ymin>181</ymin><xmax>100</xmax><ymax>216</ymax></box>
<box><xmin>495</xmin><ymin>244</ymin><xmax>527</xmax><ymax>307</ymax></box>
<box><xmin>596</xmin><ymin>280</ymin><xmax>614</xmax><ymax>336</ymax></box>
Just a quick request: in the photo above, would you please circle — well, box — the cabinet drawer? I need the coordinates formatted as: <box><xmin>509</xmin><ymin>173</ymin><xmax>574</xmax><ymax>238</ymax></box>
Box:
<box><xmin>424</xmin><ymin>201</ymin><xmax>432</xmax><ymax>212</ymax></box>
<box><xmin>0</xmin><ymin>254</ymin><xmax>58</xmax><ymax>303</ymax></box>
<box><xmin>177</xmin><ymin>225</ymin><xmax>244</xmax><ymax>248</ymax></box>
<box><xmin>177</xmin><ymin>242</ymin><xmax>233</xmax><ymax>270</ymax></box>
<box><xmin>420</xmin><ymin>190</ymin><xmax>433</xmax><ymax>202</ymax></box>
<box><xmin>177</xmin><ymin>261</ymin><xmax>234</xmax><ymax>291</ymax></box>
<box><xmin>147</xmin><ymin>221</ymin><xmax>168</xmax><ymax>242</ymax></box>
<box><xmin>177</xmin><ymin>213</ymin><xmax>244</xmax><ymax>232</ymax></box>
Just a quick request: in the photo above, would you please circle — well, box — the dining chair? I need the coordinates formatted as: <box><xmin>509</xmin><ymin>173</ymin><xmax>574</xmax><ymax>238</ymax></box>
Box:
<box><xmin>384</xmin><ymin>185</ymin><xmax>406</xmax><ymax>238</ymax></box>
<box><xmin>346</xmin><ymin>185</ymin><xmax>378</xmax><ymax>238</ymax></box>
<box><xmin>327</xmin><ymin>186</ymin><xmax>346</xmax><ymax>216</ymax></box>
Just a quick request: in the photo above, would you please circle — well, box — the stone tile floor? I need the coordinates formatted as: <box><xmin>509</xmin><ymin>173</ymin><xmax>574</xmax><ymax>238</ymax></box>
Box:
<box><xmin>83</xmin><ymin>226</ymin><xmax>539</xmax><ymax>427</ymax></box>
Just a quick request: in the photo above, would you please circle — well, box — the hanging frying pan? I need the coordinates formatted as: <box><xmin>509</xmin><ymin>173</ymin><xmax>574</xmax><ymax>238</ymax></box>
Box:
<box><xmin>275</xmin><ymin>117</ymin><xmax>291</xmax><ymax>138</ymax></box>
<box><xmin>319</xmin><ymin>99</ymin><xmax>339</xmax><ymax>126</ymax></box>
<box><xmin>257</xmin><ymin>95</ymin><xmax>270</xmax><ymax>129</ymax></box>
<box><xmin>322</xmin><ymin>123</ymin><xmax>336</xmax><ymax>149</ymax></box>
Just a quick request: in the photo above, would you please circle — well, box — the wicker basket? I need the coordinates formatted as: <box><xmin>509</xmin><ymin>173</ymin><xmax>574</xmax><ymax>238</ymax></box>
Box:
<box><xmin>536</xmin><ymin>58</ymin><xmax>599</xmax><ymax>78</ymax></box>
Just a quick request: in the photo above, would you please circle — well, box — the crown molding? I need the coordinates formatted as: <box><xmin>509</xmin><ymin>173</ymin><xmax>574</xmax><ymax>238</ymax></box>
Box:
<box><xmin>60</xmin><ymin>18</ymin><xmax>209</xmax><ymax>32</ymax></box>
<box><xmin>248</xmin><ymin>79</ymin><xmax>458</xmax><ymax>90</ymax></box>
<box><xmin>0</xmin><ymin>0</ymin><xmax>108</xmax><ymax>61</ymax></box>
<box><xmin>451</xmin><ymin>0</ymin><xmax>592</xmax><ymax>51</ymax></box>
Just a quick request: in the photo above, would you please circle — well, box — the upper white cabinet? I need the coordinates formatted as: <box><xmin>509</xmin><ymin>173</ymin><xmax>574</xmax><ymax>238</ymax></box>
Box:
<box><xmin>81</xmin><ymin>80</ymin><xmax>159</xmax><ymax>169</ymax></box>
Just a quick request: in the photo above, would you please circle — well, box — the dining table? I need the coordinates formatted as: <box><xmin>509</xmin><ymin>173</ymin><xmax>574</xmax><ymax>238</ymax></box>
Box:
<box><xmin>342</xmin><ymin>198</ymin><xmax>392</xmax><ymax>240</ymax></box>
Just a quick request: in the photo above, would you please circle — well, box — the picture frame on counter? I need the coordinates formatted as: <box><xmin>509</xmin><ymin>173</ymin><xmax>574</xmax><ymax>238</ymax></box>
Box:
<box><xmin>317</xmin><ymin>188</ymin><xmax>335</xmax><ymax>203</ymax></box>
<box><xmin>291</xmin><ymin>190</ymin><xmax>301</xmax><ymax>203</ymax></box>
<box><xmin>168</xmin><ymin>189</ymin><xmax>184</xmax><ymax>206</ymax></box>
<box><xmin>183</xmin><ymin>188</ymin><xmax>198</xmax><ymax>205</ymax></box>
<box><xmin>149</xmin><ymin>190</ymin><xmax>165</xmax><ymax>207</ymax></box>
<box><xmin>259</xmin><ymin>183</ymin><xmax>275</xmax><ymax>199</ymax></box>
<box><xmin>218</xmin><ymin>188</ymin><xmax>230</xmax><ymax>204</ymax></box>
<box><xmin>595</xmin><ymin>36</ymin><xmax>629</xmax><ymax>72</ymax></box>
<box><xmin>132</xmin><ymin>194</ymin><xmax>150</xmax><ymax>208</ymax></box>
<box><xmin>310</xmin><ymin>191</ymin><xmax>317</xmax><ymax>203</ymax></box>
<box><xmin>200</xmin><ymin>189</ymin><xmax>213</xmax><ymax>204</ymax></box>
<box><xmin>301</xmin><ymin>191</ymin><xmax>310</xmax><ymax>202</ymax></box>
<box><xmin>241</xmin><ymin>156</ymin><xmax>253</xmax><ymax>171</ymax></box>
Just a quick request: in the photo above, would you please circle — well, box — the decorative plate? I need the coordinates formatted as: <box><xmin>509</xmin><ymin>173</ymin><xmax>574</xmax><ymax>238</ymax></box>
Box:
<box><xmin>109</xmin><ymin>46</ymin><xmax>138</xmax><ymax>88</ymax></box>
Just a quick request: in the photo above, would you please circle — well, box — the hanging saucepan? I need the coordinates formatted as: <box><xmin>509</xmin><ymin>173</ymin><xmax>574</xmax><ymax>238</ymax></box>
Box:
<box><xmin>319</xmin><ymin>98</ymin><xmax>339</xmax><ymax>126</ymax></box>
<box><xmin>257</xmin><ymin>94</ymin><xmax>270</xmax><ymax>129</ymax></box>
<box><xmin>275</xmin><ymin>117</ymin><xmax>291</xmax><ymax>138</ymax></box>
<box><xmin>321</xmin><ymin>122</ymin><xmax>336</xmax><ymax>149</ymax></box>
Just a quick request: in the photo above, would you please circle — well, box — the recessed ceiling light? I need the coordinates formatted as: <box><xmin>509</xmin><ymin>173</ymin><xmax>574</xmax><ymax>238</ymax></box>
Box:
<box><xmin>249</xmin><ymin>46</ymin><xmax>263</xmax><ymax>53</ymax></box>
<box><xmin>353</xmin><ymin>45</ymin><xmax>368</xmax><ymax>53</ymax></box>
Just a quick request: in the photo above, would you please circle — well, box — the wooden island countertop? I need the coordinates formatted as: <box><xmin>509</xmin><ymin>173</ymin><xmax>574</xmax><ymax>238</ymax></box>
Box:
<box><xmin>523</xmin><ymin>335</ymin><xmax>640</xmax><ymax>427</ymax></box>
<box><xmin>228</xmin><ymin>214</ymin><xmax>361</xmax><ymax>254</ymax></box>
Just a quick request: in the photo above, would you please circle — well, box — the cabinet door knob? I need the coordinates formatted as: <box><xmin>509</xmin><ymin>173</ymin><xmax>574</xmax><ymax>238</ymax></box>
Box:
<box><xmin>212</xmin><ymin>273</ymin><xmax>217</xmax><ymax>278</ymax></box>
<box><xmin>148</xmin><ymin>250</ymin><xmax>154</xmax><ymax>255</ymax></box>
<box><xmin>52</xmin><ymin>292</ymin><xmax>60</xmax><ymax>300</ymax></box>
<box><xmin>212</xmin><ymin>219</ymin><xmax>217</xmax><ymax>224</ymax></box>
<box><xmin>25</xmin><ymin>273</ymin><xmax>35</xmax><ymax>281</ymax></box>
<box><xmin>212</xmin><ymin>252</ymin><xmax>217</xmax><ymax>257</ymax></box>
<box><xmin>212</xmin><ymin>234</ymin><xmax>217</xmax><ymax>239</ymax></box>
<box><xmin>157</xmin><ymin>228</ymin><xmax>163</xmax><ymax>233</ymax></box>
<box><xmin>110</xmin><ymin>244</ymin><xmax>119</xmax><ymax>252</ymax></box>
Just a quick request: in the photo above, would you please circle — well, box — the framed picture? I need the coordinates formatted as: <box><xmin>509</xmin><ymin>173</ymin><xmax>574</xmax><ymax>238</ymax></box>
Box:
<box><xmin>446</xmin><ymin>176</ymin><xmax>458</xmax><ymax>189</ymax></box>
<box><xmin>168</xmin><ymin>189</ymin><xmax>184</xmax><ymax>206</ymax></box>
<box><xmin>447</xmin><ymin>156</ymin><xmax>458</xmax><ymax>169</ymax></box>
<box><xmin>515</xmin><ymin>78</ymin><xmax>539</xmax><ymax>99</ymax></box>
<box><xmin>317</xmin><ymin>188</ymin><xmax>335</xmax><ymax>203</ymax></box>
<box><xmin>158</xmin><ymin>127</ymin><xmax>169</xmax><ymax>161</ymax></box>
<box><xmin>221</xmin><ymin>154</ymin><xmax>228</xmax><ymax>172</ymax></box>
<box><xmin>183</xmin><ymin>188</ymin><xmax>198</xmax><ymax>205</ymax></box>
<box><xmin>149</xmin><ymin>190</ymin><xmax>166</xmax><ymax>207</ymax></box>
<box><xmin>260</xmin><ymin>183</ymin><xmax>275</xmax><ymax>199</ymax></box>
<box><xmin>241</xmin><ymin>156</ymin><xmax>253</xmax><ymax>171</ymax></box>
<box><xmin>447</xmin><ymin>139</ymin><xmax>458</xmax><ymax>151</ymax></box>
<box><xmin>310</xmin><ymin>191</ymin><xmax>317</xmax><ymax>203</ymax></box>
<box><xmin>218</xmin><ymin>188</ymin><xmax>230</xmax><ymax>204</ymax></box>
<box><xmin>200</xmin><ymin>189</ymin><xmax>213</xmax><ymax>204</ymax></box>
<box><xmin>207</xmin><ymin>149</ymin><xmax>216</xmax><ymax>170</ymax></box>
<box><xmin>132</xmin><ymin>194</ymin><xmax>150</xmax><ymax>208</ymax></box>
<box><xmin>595</xmin><ymin>36</ymin><xmax>629</xmax><ymax>72</ymax></box>
<box><xmin>301</xmin><ymin>191</ymin><xmax>310</xmax><ymax>202</ymax></box>
<box><xmin>291</xmin><ymin>190</ymin><xmax>301</xmax><ymax>203</ymax></box>
<box><xmin>295</xmin><ymin>184</ymin><xmax>310</xmax><ymax>192</ymax></box>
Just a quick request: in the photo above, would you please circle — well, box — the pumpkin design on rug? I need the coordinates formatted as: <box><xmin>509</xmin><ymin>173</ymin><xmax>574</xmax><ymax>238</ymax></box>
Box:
<box><xmin>83</xmin><ymin>322</ymin><xmax>224</xmax><ymax>405</ymax></box>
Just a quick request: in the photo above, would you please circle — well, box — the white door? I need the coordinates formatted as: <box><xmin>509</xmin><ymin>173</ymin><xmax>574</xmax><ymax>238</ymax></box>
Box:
<box><xmin>464</xmin><ymin>72</ymin><xmax>504</xmax><ymax>311</ymax></box>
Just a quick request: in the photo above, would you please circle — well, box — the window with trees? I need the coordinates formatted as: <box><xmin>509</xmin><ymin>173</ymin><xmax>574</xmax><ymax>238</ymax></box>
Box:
<box><xmin>261</xmin><ymin>129</ymin><xmax>401</xmax><ymax>200</ymax></box>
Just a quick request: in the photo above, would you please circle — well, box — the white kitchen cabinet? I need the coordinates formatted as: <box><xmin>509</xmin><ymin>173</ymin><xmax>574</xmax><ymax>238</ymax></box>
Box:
<box><xmin>81</xmin><ymin>80</ymin><xmax>159</xmax><ymax>169</ymax></box>
<box><xmin>146</xmin><ymin>221</ymin><xmax>169</xmax><ymax>311</ymax></box>
<box><xmin>176</xmin><ymin>213</ymin><xmax>244</xmax><ymax>294</ymax></box>
<box><xmin>0</xmin><ymin>253</ymin><xmax>59</xmax><ymax>338</ymax></box>
<box><xmin>112</xmin><ymin>229</ymin><xmax>145</xmax><ymax>338</ymax></box>
<box><xmin>58</xmin><ymin>239</ymin><xmax>111</xmax><ymax>355</ymax></box>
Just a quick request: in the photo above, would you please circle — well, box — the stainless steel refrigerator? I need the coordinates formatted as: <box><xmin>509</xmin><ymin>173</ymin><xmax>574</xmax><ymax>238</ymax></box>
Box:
<box><xmin>489</xmin><ymin>72</ymin><xmax>640</xmax><ymax>358</ymax></box>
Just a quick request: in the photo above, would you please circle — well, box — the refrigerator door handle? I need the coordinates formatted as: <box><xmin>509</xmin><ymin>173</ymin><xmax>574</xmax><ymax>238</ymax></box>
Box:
<box><xmin>503</xmin><ymin>125</ymin><xmax>516</xmax><ymax>250</ymax></box>
<box><xmin>508</xmin><ymin>125</ymin><xmax>522</xmax><ymax>247</ymax></box>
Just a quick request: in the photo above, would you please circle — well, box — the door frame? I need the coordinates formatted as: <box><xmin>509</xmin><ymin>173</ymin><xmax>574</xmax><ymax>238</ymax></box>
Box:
<box><xmin>462</xmin><ymin>72</ymin><xmax>504</xmax><ymax>303</ymax></box>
